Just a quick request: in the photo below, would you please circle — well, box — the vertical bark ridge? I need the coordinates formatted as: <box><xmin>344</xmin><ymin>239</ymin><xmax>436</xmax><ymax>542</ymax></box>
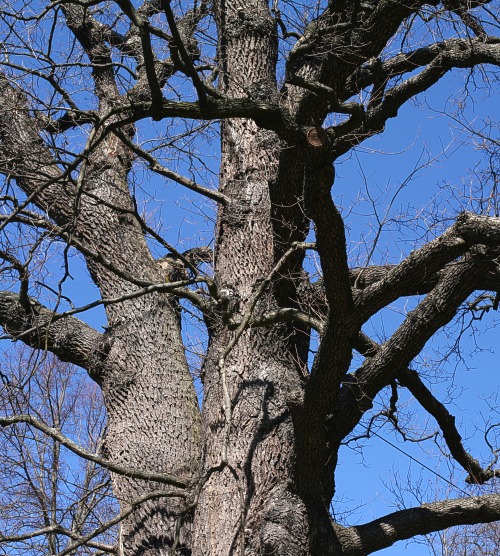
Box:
<box><xmin>192</xmin><ymin>1</ymin><xmax>310</xmax><ymax>554</ymax></box>
<box><xmin>77</xmin><ymin>135</ymin><xmax>202</xmax><ymax>553</ymax></box>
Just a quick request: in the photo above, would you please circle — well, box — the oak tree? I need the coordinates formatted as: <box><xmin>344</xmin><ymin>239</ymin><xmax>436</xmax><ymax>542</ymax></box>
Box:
<box><xmin>1</xmin><ymin>0</ymin><xmax>500</xmax><ymax>554</ymax></box>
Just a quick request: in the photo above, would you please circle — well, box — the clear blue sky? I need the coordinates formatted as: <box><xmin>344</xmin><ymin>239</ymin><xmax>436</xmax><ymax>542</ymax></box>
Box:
<box><xmin>330</xmin><ymin>72</ymin><xmax>500</xmax><ymax>553</ymax></box>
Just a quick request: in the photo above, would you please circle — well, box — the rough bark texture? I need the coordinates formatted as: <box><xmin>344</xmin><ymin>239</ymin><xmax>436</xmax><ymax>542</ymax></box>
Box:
<box><xmin>1</xmin><ymin>1</ymin><xmax>500</xmax><ymax>555</ymax></box>
<box><xmin>191</xmin><ymin>2</ymin><xmax>310</xmax><ymax>554</ymax></box>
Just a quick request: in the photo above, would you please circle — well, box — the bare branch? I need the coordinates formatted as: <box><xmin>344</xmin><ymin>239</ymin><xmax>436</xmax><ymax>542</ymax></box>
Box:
<box><xmin>243</xmin><ymin>307</ymin><xmax>324</xmax><ymax>332</ymax></box>
<box><xmin>0</xmin><ymin>413</ymin><xmax>191</xmax><ymax>489</ymax></box>
<box><xmin>112</xmin><ymin>127</ymin><xmax>229</xmax><ymax>204</ymax></box>
<box><xmin>0</xmin><ymin>73</ymin><xmax>73</xmax><ymax>224</ymax></box>
<box><xmin>0</xmin><ymin>291</ymin><xmax>102</xmax><ymax>374</ymax></box>
<box><xmin>106</xmin><ymin>96</ymin><xmax>304</xmax><ymax>143</ymax></box>
<box><xmin>337</xmin><ymin>494</ymin><xmax>500</xmax><ymax>555</ymax></box>
<box><xmin>354</xmin><ymin>332</ymin><xmax>498</xmax><ymax>485</ymax></box>
<box><xmin>56</xmin><ymin>490</ymin><xmax>186</xmax><ymax>556</ymax></box>
<box><xmin>331</xmin><ymin>40</ymin><xmax>500</xmax><ymax>157</ymax></box>
<box><xmin>0</xmin><ymin>524</ymin><xmax>116</xmax><ymax>553</ymax></box>
<box><xmin>344</xmin><ymin>37</ymin><xmax>500</xmax><ymax>98</ymax></box>
<box><xmin>397</xmin><ymin>367</ymin><xmax>499</xmax><ymax>485</ymax></box>
<box><xmin>351</xmin><ymin>212</ymin><xmax>500</xmax><ymax>322</ymax></box>
<box><xmin>161</xmin><ymin>0</ymin><xmax>210</xmax><ymax>106</ymax></box>
<box><xmin>115</xmin><ymin>0</ymin><xmax>164</xmax><ymax>113</ymax></box>
<box><xmin>332</xmin><ymin>249</ymin><xmax>484</xmax><ymax>446</ymax></box>
<box><xmin>61</xmin><ymin>3</ymin><xmax>120</xmax><ymax>105</ymax></box>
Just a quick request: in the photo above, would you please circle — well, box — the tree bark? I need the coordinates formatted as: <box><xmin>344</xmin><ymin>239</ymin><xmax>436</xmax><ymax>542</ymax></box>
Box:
<box><xmin>190</xmin><ymin>1</ymin><xmax>313</xmax><ymax>554</ymax></box>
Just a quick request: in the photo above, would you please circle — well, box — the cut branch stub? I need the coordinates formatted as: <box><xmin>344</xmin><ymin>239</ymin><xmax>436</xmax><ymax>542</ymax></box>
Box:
<box><xmin>306</xmin><ymin>126</ymin><xmax>328</xmax><ymax>147</ymax></box>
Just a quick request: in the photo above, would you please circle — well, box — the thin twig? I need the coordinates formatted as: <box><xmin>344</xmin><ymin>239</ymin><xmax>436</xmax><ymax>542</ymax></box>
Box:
<box><xmin>0</xmin><ymin>414</ymin><xmax>191</xmax><ymax>488</ymax></box>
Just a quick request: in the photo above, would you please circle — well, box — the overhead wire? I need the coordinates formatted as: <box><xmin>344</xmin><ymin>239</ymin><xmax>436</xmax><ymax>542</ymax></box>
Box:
<box><xmin>363</xmin><ymin>423</ymin><xmax>471</xmax><ymax>497</ymax></box>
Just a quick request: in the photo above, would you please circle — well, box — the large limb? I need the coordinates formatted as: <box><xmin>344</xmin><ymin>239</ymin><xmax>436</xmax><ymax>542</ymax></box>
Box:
<box><xmin>350</xmin><ymin>258</ymin><xmax>500</xmax><ymax>296</ymax></box>
<box><xmin>260</xmin><ymin>213</ymin><xmax>500</xmax><ymax>491</ymax></box>
<box><xmin>353</xmin><ymin>213</ymin><xmax>500</xmax><ymax>324</ymax></box>
<box><xmin>304</xmin><ymin>156</ymin><xmax>353</xmax><ymax>405</ymax></box>
<box><xmin>298</xmin><ymin>213</ymin><xmax>500</xmax><ymax>324</ymax></box>
<box><xmin>0</xmin><ymin>73</ymin><xmax>73</xmax><ymax>226</ymax></box>
<box><xmin>271</xmin><ymin>8</ymin><xmax>500</xmax><ymax>270</ymax></box>
<box><xmin>286</xmin><ymin>2</ymin><xmax>496</xmax><ymax>124</ymax></box>
<box><xmin>269</xmin><ymin>6</ymin><xmax>497</xmax><ymax>350</ymax></box>
<box><xmin>289</xmin><ymin>210</ymin><xmax>500</xmax><ymax>499</ymax></box>
<box><xmin>61</xmin><ymin>3</ymin><xmax>121</xmax><ymax>107</ymax></box>
<box><xmin>0</xmin><ymin>291</ymin><xmax>102</xmax><ymax>377</ymax></box>
<box><xmin>62</xmin><ymin>8</ymin><xmax>203</xmax><ymax>552</ymax></box>
<box><xmin>270</xmin><ymin>0</ymin><xmax>442</xmax><ymax>286</ymax></box>
<box><xmin>336</xmin><ymin>493</ymin><xmax>500</xmax><ymax>555</ymax></box>
<box><xmin>344</xmin><ymin>37</ymin><xmax>500</xmax><ymax>99</ymax></box>
<box><xmin>330</xmin><ymin>39</ymin><xmax>500</xmax><ymax>158</ymax></box>
<box><xmin>285</xmin><ymin>3</ymin><xmax>495</xmax><ymax>133</ymax></box>
<box><xmin>285</xmin><ymin>0</ymin><xmax>443</xmax><ymax>124</ymax></box>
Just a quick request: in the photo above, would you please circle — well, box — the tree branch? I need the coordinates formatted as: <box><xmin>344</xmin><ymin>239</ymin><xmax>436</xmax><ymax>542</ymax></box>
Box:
<box><xmin>354</xmin><ymin>332</ymin><xmax>499</xmax><ymax>485</ymax></box>
<box><xmin>55</xmin><ymin>490</ymin><xmax>185</xmax><ymax>556</ymax></box>
<box><xmin>0</xmin><ymin>73</ymin><xmax>73</xmax><ymax>226</ymax></box>
<box><xmin>0</xmin><ymin>413</ymin><xmax>191</xmax><ymax>489</ymax></box>
<box><xmin>331</xmin><ymin>249</ymin><xmax>484</xmax><ymax>449</ymax></box>
<box><xmin>115</xmin><ymin>0</ymin><xmax>164</xmax><ymax>114</ymax></box>
<box><xmin>344</xmin><ymin>37</ymin><xmax>500</xmax><ymax>98</ymax></box>
<box><xmin>350</xmin><ymin>259</ymin><xmax>500</xmax><ymax>296</ymax></box>
<box><xmin>161</xmin><ymin>0</ymin><xmax>209</xmax><ymax>107</ymax></box>
<box><xmin>286</xmin><ymin>0</ymin><xmax>439</xmax><ymax>124</ymax></box>
<box><xmin>352</xmin><ymin>212</ymin><xmax>500</xmax><ymax>324</ymax></box>
<box><xmin>111</xmin><ymin>127</ymin><xmax>228</xmax><ymax>204</ymax></box>
<box><xmin>0</xmin><ymin>524</ymin><xmax>116</xmax><ymax>553</ymax></box>
<box><xmin>397</xmin><ymin>367</ymin><xmax>499</xmax><ymax>485</ymax></box>
<box><xmin>62</xmin><ymin>3</ymin><xmax>120</xmax><ymax>106</ymax></box>
<box><xmin>107</xmin><ymin>95</ymin><xmax>304</xmax><ymax>143</ymax></box>
<box><xmin>330</xmin><ymin>40</ymin><xmax>500</xmax><ymax>157</ymax></box>
<box><xmin>302</xmin><ymin>154</ymin><xmax>354</xmax><ymax>412</ymax></box>
<box><xmin>337</xmin><ymin>494</ymin><xmax>500</xmax><ymax>555</ymax></box>
<box><xmin>0</xmin><ymin>291</ymin><xmax>102</xmax><ymax>374</ymax></box>
<box><xmin>242</xmin><ymin>307</ymin><xmax>324</xmax><ymax>332</ymax></box>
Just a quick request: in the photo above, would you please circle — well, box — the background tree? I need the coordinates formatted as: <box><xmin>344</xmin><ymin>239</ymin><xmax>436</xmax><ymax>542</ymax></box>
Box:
<box><xmin>428</xmin><ymin>518</ymin><xmax>500</xmax><ymax>555</ymax></box>
<box><xmin>1</xmin><ymin>0</ymin><xmax>500</xmax><ymax>554</ymax></box>
<box><xmin>0</xmin><ymin>347</ymin><xmax>115</xmax><ymax>555</ymax></box>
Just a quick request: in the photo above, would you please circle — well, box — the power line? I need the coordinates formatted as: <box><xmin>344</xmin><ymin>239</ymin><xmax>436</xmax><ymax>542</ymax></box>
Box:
<box><xmin>364</xmin><ymin>425</ymin><xmax>470</xmax><ymax>497</ymax></box>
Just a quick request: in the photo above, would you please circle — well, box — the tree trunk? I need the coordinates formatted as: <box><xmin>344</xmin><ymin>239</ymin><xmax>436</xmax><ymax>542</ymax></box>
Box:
<box><xmin>64</xmin><ymin>132</ymin><xmax>203</xmax><ymax>554</ymax></box>
<box><xmin>190</xmin><ymin>1</ymin><xmax>329</xmax><ymax>554</ymax></box>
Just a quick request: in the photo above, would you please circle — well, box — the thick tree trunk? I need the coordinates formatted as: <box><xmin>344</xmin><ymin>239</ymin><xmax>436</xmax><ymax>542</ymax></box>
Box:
<box><xmin>191</xmin><ymin>1</ymin><xmax>321</xmax><ymax>554</ymax></box>
<box><xmin>82</xmin><ymin>140</ymin><xmax>202</xmax><ymax>554</ymax></box>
